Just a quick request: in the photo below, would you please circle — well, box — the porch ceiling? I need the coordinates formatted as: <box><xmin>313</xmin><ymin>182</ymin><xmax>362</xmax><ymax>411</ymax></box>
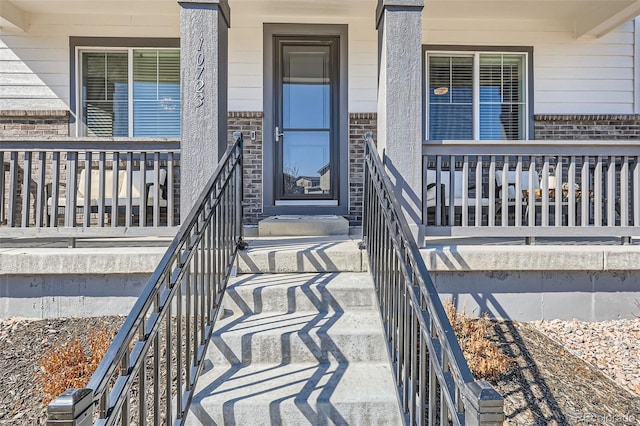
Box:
<box><xmin>2</xmin><ymin>0</ymin><xmax>639</xmax><ymax>39</ymax></box>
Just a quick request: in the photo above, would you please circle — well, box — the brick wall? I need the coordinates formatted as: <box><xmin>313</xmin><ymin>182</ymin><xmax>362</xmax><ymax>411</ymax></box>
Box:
<box><xmin>534</xmin><ymin>115</ymin><xmax>640</xmax><ymax>140</ymax></box>
<box><xmin>0</xmin><ymin>110</ymin><xmax>70</xmax><ymax>136</ymax></box>
<box><xmin>226</xmin><ymin>112</ymin><xmax>376</xmax><ymax>226</ymax></box>
<box><xmin>227</xmin><ymin>112</ymin><xmax>265</xmax><ymax>225</ymax></box>
<box><xmin>347</xmin><ymin>113</ymin><xmax>376</xmax><ymax>225</ymax></box>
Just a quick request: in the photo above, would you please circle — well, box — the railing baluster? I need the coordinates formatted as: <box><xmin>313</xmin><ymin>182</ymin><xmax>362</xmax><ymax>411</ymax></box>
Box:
<box><xmin>462</xmin><ymin>156</ymin><xmax>469</xmax><ymax>227</ymax></box>
<box><xmin>475</xmin><ymin>156</ymin><xmax>482</xmax><ymax>227</ymax></box>
<box><xmin>65</xmin><ymin>152</ymin><xmax>78</xmax><ymax>228</ymax></box>
<box><xmin>488</xmin><ymin>155</ymin><xmax>496</xmax><ymax>227</ymax></box>
<box><xmin>126</xmin><ymin>152</ymin><xmax>133</xmax><ymax>227</ymax></box>
<box><xmin>435</xmin><ymin>156</ymin><xmax>442</xmax><ymax>226</ymax></box>
<box><xmin>168</xmin><ymin>152</ymin><xmax>175</xmax><ymax>227</ymax></box>
<box><xmin>51</xmin><ymin>152</ymin><xmax>60</xmax><ymax>227</ymax></box>
<box><xmin>541</xmin><ymin>157</ymin><xmax>549</xmax><ymax>227</ymax></box>
<box><xmin>153</xmin><ymin>152</ymin><xmax>161</xmax><ymax>227</ymax></box>
<box><xmin>515</xmin><ymin>157</ymin><xmax>522</xmax><ymax>227</ymax></box>
<box><xmin>528</xmin><ymin>160</ymin><xmax>536</xmax><ymax>227</ymax></box>
<box><xmin>620</xmin><ymin>157</ymin><xmax>629</xmax><ymax>226</ymax></box>
<box><xmin>568</xmin><ymin>157</ymin><xmax>576</xmax><ymax>226</ymax></box>
<box><xmin>607</xmin><ymin>156</ymin><xmax>616</xmax><ymax>226</ymax></box>
<box><xmin>112</xmin><ymin>152</ymin><xmax>120</xmax><ymax>228</ymax></box>
<box><xmin>594</xmin><ymin>156</ymin><xmax>603</xmax><ymax>226</ymax></box>
<box><xmin>22</xmin><ymin>151</ymin><xmax>31</xmax><ymax>227</ymax></box>
<box><xmin>35</xmin><ymin>151</ymin><xmax>46</xmax><ymax>227</ymax></box>
<box><xmin>555</xmin><ymin>157</ymin><xmax>563</xmax><ymax>227</ymax></box>
<box><xmin>138</xmin><ymin>322</ymin><xmax>147</xmax><ymax>426</ymax></box>
<box><xmin>448</xmin><ymin>156</ymin><xmax>455</xmax><ymax>226</ymax></box>
<box><xmin>98</xmin><ymin>152</ymin><xmax>106</xmax><ymax>227</ymax></box>
<box><xmin>581</xmin><ymin>156</ymin><xmax>590</xmax><ymax>226</ymax></box>
<box><xmin>120</xmin><ymin>355</ymin><xmax>130</xmax><ymax>426</ymax></box>
<box><xmin>153</xmin><ymin>292</ymin><xmax>161</xmax><ymax>425</ymax></box>
<box><xmin>140</xmin><ymin>152</ymin><xmax>147</xmax><ymax>228</ymax></box>
<box><xmin>83</xmin><ymin>151</ymin><xmax>92</xmax><ymax>228</ymax></box>
<box><xmin>165</xmin><ymin>283</ymin><xmax>172</xmax><ymax>424</ymax></box>
<box><xmin>501</xmin><ymin>157</ymin><xmax>508</xmax><ymax>227</ymax></box>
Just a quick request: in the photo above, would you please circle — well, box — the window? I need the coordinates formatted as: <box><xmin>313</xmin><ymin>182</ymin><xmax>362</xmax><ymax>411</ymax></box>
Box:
<box><xmin>79</xmin><ymin>48</ymin><xmax>180</xmax><ymax>137</ymax></box>
<box><xmin>426</xmin><ymin>50</ymin><xmax>529</xmax><ymax>140</ymax></box>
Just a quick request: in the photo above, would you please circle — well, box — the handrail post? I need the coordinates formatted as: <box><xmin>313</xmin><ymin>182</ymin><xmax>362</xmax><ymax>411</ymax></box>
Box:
<box><xmin>463</xmin><ymin>381</ymin><xmax>505</xmax><ymax>426</ymax></box>
<box><xmin>46</xmin><ymin>388</ymin><xmax>94</xmax><ymax>426</ymax></box>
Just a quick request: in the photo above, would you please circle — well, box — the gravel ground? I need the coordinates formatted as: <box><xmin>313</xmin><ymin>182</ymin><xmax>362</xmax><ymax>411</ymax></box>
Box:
<box><xmin>530</xmin><ymin>318</ymin><xmax>640</xmax><ymax>397</ymax></box>
<box><xmin>1</xmin><ymin>316</ymin><xmax>639</xmax><ymax>425</ymax></box>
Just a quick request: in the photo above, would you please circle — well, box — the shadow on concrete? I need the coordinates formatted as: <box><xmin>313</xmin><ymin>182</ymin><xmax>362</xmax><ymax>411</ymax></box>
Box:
<box><xmin>189</xmin><ymin>273</ymin><xmax>350</xmax><ymax>425</ymax></box>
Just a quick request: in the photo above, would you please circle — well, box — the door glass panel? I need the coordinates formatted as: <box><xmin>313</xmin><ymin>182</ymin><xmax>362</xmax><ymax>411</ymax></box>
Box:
<box><xmin>282</xmin><ymin>46</ymin><xmax>330</xmax><ymax>129</ymax></box>
<box><xmin>282</xmin><ymin>131</ymin><xmax>330</xmax><ymax>197</ymax></box>
<box><xmin>278</xmin><ymin>41</ymin><xmax>335</xmax><ymax>199</ymax></box>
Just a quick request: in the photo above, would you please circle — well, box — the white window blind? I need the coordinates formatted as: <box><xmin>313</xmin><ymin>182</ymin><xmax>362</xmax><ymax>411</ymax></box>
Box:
<box><xmin>82</xmin><ymin>52</ymin><xmax>129</xmax><ymax>137</ymax></box>
<box><xmin>81</xmin><ymin>48</ymin><xmax>180</xmax><ymax>137</ymax></box>
<box><xmin>428</xmin><ymin>55</ymin><xmax>473</xmax><ymax>140</ymax></box>
<box><xmin>427</xmin><ymin>52</ymin><xmax>527</xmax><ymax>141</ymax></box>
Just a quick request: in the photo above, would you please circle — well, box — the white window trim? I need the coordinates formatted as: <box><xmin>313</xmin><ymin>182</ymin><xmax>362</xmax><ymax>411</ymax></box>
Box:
<box><xmin>425</xmin><ymin>50</ymin><xmax>530</xmax><ymax>141</ymax></box>
<box><xmin>75</xmin><ymin>46</ymin><xmax>180</xmax><ymax>137</ymax></box>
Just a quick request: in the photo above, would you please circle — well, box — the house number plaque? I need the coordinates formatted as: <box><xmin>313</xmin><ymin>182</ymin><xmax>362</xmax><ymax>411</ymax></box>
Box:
<box><xmin>195</xmin><ymin>37</ymin><xmax>205</xmax><ymax>108</ymax></box>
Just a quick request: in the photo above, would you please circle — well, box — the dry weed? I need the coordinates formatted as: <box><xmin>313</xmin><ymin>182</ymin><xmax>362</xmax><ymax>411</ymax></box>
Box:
<box><xmin>37</xmin><ymin>327</ymin><xmax>113</xmax><ymax>404</ymax></box>
<box><xmin>445</xmin><ymin>300</ymin><xmax>511</xmax><ymax>381</ymax></box>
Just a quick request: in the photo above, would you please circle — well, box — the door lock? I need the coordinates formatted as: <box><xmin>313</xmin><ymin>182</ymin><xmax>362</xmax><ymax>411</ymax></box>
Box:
<box><xmin>275</xmin><ymin>126</ymin><xmax>284</xmax><ymax>142</ymax></box>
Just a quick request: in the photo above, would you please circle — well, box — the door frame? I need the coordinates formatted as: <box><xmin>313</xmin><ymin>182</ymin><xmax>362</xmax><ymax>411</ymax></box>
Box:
<box><xmin>263</xmin><ymin>23</ymin><xmax>349</xmax><ymax>216</ymax></box>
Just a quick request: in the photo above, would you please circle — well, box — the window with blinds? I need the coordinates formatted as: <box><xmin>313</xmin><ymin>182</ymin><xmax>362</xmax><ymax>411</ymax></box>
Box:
<box><xmin>81</xmin><ymin>49</ymin><xmax>180</xmax><ymax>137</ymax></box>
<box><xmin>427</xmin><ymin>52</ymin><xmax>527</xmax><ymax>141</ymax></box>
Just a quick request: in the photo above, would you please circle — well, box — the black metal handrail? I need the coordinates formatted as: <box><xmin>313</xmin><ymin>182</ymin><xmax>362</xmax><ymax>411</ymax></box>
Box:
<box><xmin>362</xmin><ymin>133</ymin><xmax>504</xmax><ymax>425</ymax></box>
<box><xmin>46</xmin><ymin>132</ymin><xmax>245</xmax><ymax>426</ymax></box>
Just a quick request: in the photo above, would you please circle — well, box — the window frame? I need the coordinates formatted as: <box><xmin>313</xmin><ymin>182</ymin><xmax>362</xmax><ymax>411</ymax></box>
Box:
<box><xmin>423</xmin><ymin>45</ymin><xmax>534</xmax><ymax>141</ymax></box>
<box><xmin>69</xmin><ymin>37</ymin><xmax>180</xmax><ymax>137</ymax></box>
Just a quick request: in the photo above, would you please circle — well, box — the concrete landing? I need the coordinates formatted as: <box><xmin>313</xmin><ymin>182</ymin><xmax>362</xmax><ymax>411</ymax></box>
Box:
<box><xmin>258</xmin><ymin>215</ymin><xmax>349</xmax><ymax>237</ymax></box>
<box><xmin>187</xmin><ymin>273</ymin><xmax>403</xmax><ymax>426</ymax></box>
<box><xmin>237</xmin><ymin>236</ymin><xmax>367</xmax><ymax>273</ymax></box>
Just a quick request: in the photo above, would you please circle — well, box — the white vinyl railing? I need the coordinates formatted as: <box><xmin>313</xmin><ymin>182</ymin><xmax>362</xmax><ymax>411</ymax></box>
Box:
<box><xmin>423</xmin><ymin>140</ymin><xmax>640</xmax><ymax>241</ymax></box>
<box><xmin>1</xmin><ymin>138</ymin><xmax>180</xmax><ymax>239</ymax></box>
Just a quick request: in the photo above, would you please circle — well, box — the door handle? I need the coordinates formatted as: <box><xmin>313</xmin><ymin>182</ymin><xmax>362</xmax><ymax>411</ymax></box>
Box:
<box><xmin>275</xmin><ymin>126</ymin><xmax>284</xmax><ymax>142</ymax></box>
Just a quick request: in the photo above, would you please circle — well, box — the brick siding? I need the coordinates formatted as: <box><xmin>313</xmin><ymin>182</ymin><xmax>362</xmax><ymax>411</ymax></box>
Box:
<box><xmin>347</xmin><ymin>113</ymin><xmax>376</xmax><ymax>226</ymax></box>
<box><xmin>227</xmin><ymin>112</ymin><xmax>265</xmax><ymax>225</ymax></box>
<box><xmin>534</xmin><ymin>114</ymin><xmax>640</xmax><ymax>140</ymax></box>
<box><xmin>0</xmin><ymin>110</ymin><xmax>70</xmax><ymax>137</ymax></box>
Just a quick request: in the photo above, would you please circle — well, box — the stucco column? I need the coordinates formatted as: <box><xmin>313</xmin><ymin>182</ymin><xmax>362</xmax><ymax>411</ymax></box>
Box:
<box><xmin>178</xmin><ymin>0</ymin><xmax>230</xmax><ymax>220</ymax></box>
<box><xmin>376</xmin><ymin>0</ymin><xmax>424</xmax><ymax>242</ymax></box>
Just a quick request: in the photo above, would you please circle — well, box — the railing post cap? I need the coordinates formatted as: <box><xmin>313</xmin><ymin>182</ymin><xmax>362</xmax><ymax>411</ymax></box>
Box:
<box><xmin>47</xmin><ymin>388</ymin><xmax>94</xmax><ymax>421</ymax></box>
<box><xmin>232</xmin><ymin>131</ymin><xmax>243</xmax><ymax>141</ymax></box>
<box><xmin>465</xmin><ymin>380</ymin><xmax>504</xmax><ymax>405</ymax></box>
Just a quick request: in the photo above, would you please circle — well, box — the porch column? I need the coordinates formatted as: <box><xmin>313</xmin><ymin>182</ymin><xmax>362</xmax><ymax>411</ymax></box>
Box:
<box><xmin>178</xmin><ymin>0</ymin><xmax>230</xmax><ymax>220</ymax></box>
<box><xmin>376</xmin><ymin>0</ymin><xmax>424</xmax><ymax>242</ymax></box>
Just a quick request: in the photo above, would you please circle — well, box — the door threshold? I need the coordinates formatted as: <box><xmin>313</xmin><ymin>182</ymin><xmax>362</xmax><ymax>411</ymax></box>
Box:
<box><xmin>275</xmin><ymin>200</ymin><xmax>338</xmax><ymax>206</ymax></box>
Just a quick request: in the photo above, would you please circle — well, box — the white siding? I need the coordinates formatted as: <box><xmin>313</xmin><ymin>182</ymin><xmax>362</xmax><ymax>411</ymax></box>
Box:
<box><xmin>0</xmin><ymin>13</ymin><xmax>179</xmax><ymax>112</ymax></box>
<box><xmin>423</xmin><ymin>19</ymin><xmax>637</xmax><ymax>114</ymax></box>
<box><xmin>228</xmin><ymin>11</ymin><xmax>377</xmax><ymax>112</ymax></box>
<box><xmin>0</xmin><ymin>7</ymin><xmax>637</xmax><ymax>115</ymax></box>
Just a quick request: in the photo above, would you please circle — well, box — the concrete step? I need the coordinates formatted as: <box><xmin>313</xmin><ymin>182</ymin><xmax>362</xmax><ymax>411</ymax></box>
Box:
<box><xmin>258</xmin><ymin>215</ymin><xmax>349</xmax><ymax>237</ymax></box>
<box><xmin>236</xmin><ymin>236</ymin><xmax>367</xmax><ymax>273</ymax></box>
<box><xmin>187</xmin><ymin>362</ymin><xmax>403</xmax><ymax>426</ymax></box>
<box><xmin>210</xmin><ymin>310</ymin><xmax>389</xmax><ymax>365</ymax></box>
<box><xmin>224</xmin><ymin>273</ymin><xmax>379</xmax><ymax>313</ymax></box>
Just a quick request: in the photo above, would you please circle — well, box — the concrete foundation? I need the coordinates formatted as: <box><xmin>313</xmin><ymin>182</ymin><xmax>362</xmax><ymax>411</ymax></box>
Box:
<box><xmin>2</xmin><ymin>238</ymin><xmax>640</xmax><ymax>321</ymax></box>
